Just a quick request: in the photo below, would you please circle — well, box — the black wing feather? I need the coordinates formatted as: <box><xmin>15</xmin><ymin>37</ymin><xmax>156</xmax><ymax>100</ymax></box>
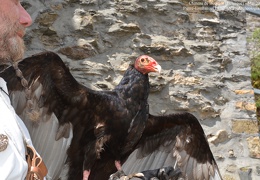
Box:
<box><xmin>122</xmin><ymin>113</ymin><xmax>222</xmax><ymax>180</ymax></box>
<box><xmin>1</xmin><ymin>51</ymin><xmax>90</xmax><ymax>125</ymax></box>
<box><xmin>0</xmin><ymin>51</ymin><xmax>121</xmax><ymax>179</ymax></box>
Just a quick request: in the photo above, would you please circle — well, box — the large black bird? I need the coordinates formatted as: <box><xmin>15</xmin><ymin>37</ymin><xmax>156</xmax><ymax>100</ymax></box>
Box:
<box><xmin>0</xmin><ymin>51</ymin><xmax>222</xmax><ymax>180</ymax></box>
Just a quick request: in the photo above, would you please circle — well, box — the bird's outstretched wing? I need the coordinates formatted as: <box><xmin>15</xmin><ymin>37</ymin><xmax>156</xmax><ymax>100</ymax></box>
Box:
<box><xmin>0</xmin><ymin>51</ymin><xmax>95</xmax><ymax>179</ymax></box>
<box><xmin>121</xmin><ymin>113</ymin><xmax>222</xmax><ymax>180</ymax></box>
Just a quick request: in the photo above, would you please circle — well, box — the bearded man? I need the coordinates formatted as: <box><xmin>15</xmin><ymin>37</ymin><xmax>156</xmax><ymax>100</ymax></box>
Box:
<box><xmin>0</xmin><ymin>1</ymin><xmax>45</xmax><ymax>179</ymax></box>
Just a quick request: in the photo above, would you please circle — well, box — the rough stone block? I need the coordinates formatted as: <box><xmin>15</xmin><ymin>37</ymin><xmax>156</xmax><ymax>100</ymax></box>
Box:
<box><xmin>247</xmin><ymin>136</ymin><xmax>260</xmax><ymax>159</ymax></box>
<box><xmin>232</xmin><ymin>119</ymin><xmax>259</xmax><ymax>134</ymax></box>
<box><xmin>235</xmin><ymin>101</ymin><xmax>256</xmax><ymax>111</ymax></box>
<box><xmin>208</xmin><ymin>129</ymin><xmax>229</xmax><ymax>145</ymax></box>
<box><xmin>234</xmin><ymin>90</ymin><xmax>254</xmax><ymax>95</ymax></box>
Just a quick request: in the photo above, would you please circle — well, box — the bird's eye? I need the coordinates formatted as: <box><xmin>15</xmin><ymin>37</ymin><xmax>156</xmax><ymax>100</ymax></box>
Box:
<box><xmin>141</xmin><ymin>58</ymin><xmax>145</xmax><ymax>62</ymax></box>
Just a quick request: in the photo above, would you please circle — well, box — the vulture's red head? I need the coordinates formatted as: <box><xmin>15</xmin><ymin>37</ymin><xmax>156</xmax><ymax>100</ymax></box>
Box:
<box><xmin>134</xmin><ymin>55</ymin><xmax>161</xmax><ymax>74</ymax></box>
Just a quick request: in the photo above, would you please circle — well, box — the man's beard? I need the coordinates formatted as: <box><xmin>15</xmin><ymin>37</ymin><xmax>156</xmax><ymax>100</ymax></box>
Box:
<box><xmin>0</xmin><ymin>17</ymin><xmax>26</xmax><ymax>65</ymax></box>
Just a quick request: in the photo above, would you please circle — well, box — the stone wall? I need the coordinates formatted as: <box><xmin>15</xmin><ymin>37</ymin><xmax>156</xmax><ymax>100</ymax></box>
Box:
<box><xmin>22</xmin><ymin>0</ymin><xmax>260</xmax><ymax>179</ymax></box>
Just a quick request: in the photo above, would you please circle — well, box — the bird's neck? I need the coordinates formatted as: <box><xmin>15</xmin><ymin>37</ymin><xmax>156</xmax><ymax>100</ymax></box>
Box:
<box><xmin>115</xmin><ymin>66</ymin><xmax>150</xmax><ymax>102</ymax></box>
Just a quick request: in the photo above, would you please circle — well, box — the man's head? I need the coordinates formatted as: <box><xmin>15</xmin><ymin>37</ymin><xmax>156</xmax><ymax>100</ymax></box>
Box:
<box><xmin>0</xmin><ymin>0</ymin><xmax>32</xmax><ymax>64</ymax></box>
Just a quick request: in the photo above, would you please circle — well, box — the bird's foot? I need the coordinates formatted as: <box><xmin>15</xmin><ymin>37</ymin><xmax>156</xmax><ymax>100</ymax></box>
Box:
<box><xmin>109</xmin><ymin>169</ymin><xmax>128</xmax><ymax>180</ymax></box>
<box><xmin>83</xmin><ymin>170</ymin><xmax>90</xmax><ymax>180</ymax></box>
<box><xmin>108</xmin><ymin>161</ymin><xmax>127</xmax><ymax>180</ymax></box>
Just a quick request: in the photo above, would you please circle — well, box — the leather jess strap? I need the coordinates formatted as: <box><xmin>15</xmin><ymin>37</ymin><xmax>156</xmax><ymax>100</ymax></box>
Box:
<box><xmin>26</xmin><ymin>145</ymin><xmax>48</xmax><ymax>180</ymax></box>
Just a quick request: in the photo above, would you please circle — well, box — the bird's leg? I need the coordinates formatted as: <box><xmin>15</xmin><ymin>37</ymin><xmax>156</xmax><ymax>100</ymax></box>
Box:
<box><xmin>115</xmin><ymin>160</ymin><xmax>122</xmax><ymax>171</ymax></box>
<box><xmin>83</xmin><ymin>141</ymin><xmax>97</xmax><ymax>179</ymax></box>
<box><xmin>83</xmin><ymin>170</ymin><xmax>90</xmax><ymax>180</ymax></box>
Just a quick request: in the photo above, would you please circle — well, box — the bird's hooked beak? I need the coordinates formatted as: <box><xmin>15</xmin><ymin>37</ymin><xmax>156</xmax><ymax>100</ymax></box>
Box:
<box><xmin>153</xmin><ymin>64</ymin><xmax>161</xmax><ymax>74</ymax></box>
<box><xmin>148</xmin><ymin>60</ymin><xmax>161</xmax><ymax>74</ymax></box>
<box><xmin>145</xmin><ymin>57</ymin><xmax>162</xmax><ymax>74</ymax></box>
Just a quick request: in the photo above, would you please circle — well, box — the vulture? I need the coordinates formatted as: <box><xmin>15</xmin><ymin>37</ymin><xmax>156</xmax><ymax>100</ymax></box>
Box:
<box><xmin>0</xmin><ymin>51</ymin><xmax>222</xmax><ymax>180</ymax></box>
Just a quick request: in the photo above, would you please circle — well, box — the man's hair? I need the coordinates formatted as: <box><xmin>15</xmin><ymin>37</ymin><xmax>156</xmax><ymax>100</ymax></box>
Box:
<box><xmin>12</xmin><ymin>61</ymin><xmax>40</xmax><ymax>121</ymax></box>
